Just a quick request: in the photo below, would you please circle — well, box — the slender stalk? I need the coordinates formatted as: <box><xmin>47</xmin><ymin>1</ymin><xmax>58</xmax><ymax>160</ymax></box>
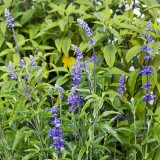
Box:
<box><xmin>12</xmin><ymin>28</ymin><xmax>22</xmax><ymax>66</ymax></box>
<box><xmin>92</xmin><ymin>45</ymin><xmax>96</xmax><ymax>94</ymax></box>
<box><xmin>58</xmin><ymin>149</ymin><xmax>62</xmax><ymax>158</ymax></box>
<box><xmin>72</xmin><ymin>112</ymin><xmax>77</xmax><ymax>145</ymax></box>
<box><xmin>133</xmin><ymin>110</ymin><xmax>137</xmax><ymax>160</ymax></box>
<box><xmin>85</xmin><ymin>69</ymin><xmax>93</xmax><ymax>119</ymax></box>
<box><xmin>58</xmin><ymin>91</ymin><xmax>62</xmax><ymax>120</ymax></box>
<box><xmin>90</xmin><ymin>146</ymin><xmax>92</xmax><ymax>160</ymax></box>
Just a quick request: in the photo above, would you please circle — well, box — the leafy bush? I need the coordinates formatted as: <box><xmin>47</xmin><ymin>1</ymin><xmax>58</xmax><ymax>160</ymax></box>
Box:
<box><xmin>0</xmin><ymin>0</ymin><xmax>160</xmax><ymax>160</ymax></box>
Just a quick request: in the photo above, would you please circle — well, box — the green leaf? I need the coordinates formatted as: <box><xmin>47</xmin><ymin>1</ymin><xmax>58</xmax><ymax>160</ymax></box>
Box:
<box><xmin>62</xmin><ymin>37</ymin><xmax>71</xmax><ymax>56</ymax></box>
<box><xmin>99</xmin><ymin>111</ymin><xmax>120</xmax><ymax>118</ymax></box>
<box><xmin>12</xmin><ymin>128</ymin><xmax>29</xmax><ymax>152</ymax></box>
<box><xmin>142</xmin><ymin>0</ymin><xmax>158</xmax><ymax>18</ymax></box>
<box><xmin>55</xmin><ymin>38</ymin><xmax>63</xmax><ymax>52</ymax></box>
<box><xmin>128</xmin><ymin>69</ymin><xmax>140</xmax><ymax>96</ymax></box>
<box><xmin>29</xmin><ymin>24</ymin><xmax>39</xmax><ymax>39</ymax></box>
<box><xmin>108</xmin><ymin>67</ymin><xmax>128</xmax><ymax>75</ymax></box>
<box><xmin>110</xmin><ymin>28</ymin><xmax>122</xmax><ymax>44</ymax></box>
<box><xmin>153</xmin><ymin>147</ymin><xmax>160</xmax><ymax>160</ymax></box>
<box><xmin>125</xmin><ymin>45</ymin><xmax>141</xmax><ymax>63</ymax></box>
<box><xmin>88</xmin><ymin>126</ymin><xmax>94</xmax><ymax>141</ymax></box>
<box><xmin>1</xmin><ymin>22</ymin><xmax>7</xmax><ymax>35</ymax></box>
<box><xmin>100</xmin><ymin>156</ymin><xmax>110</xmax><ymax>160</ymax></box>
<box><xmin>48</xmin><ymin>67</ymin><xmax>68</xmax><ymax>73</ymax></box>
<box><xmin>102</xmin><ymin>44</ymin><xmax>117</xmax><ymax>68</ymax></box>
<box><xmin>78</xmin><ymin>147</ymin><xmax>86</xmax><ymax>160</ymax></box>
<box><xmin>118</xmin><ymin>23</ymin><xmax>139</xmax><ymax>32</ymax></box>
<box><xmin>21</xmin><ymin>9</ymin><xmax>35</xmax><ymax>25</ymax></box>
<box><xmin>144</xmin><ymin>4</ymin><xmax>160</xmax><ymax>11</ymax></box>
<box><xmin>22</xmin><ymin>152</ymin><xmax>37</xmax><ymax>160</ymax></box>
<box><xmin>59</xmin><ymin>18</ymin><xmax>68</xmax><ymax>32</ymax></box>
<box><xmin>100</xmin><ymin>123</ymin><xmax>123</xmax><ymax>143</ymax></box>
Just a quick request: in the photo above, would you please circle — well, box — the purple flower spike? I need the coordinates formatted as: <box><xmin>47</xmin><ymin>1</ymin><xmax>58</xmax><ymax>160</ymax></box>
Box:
<box><xmin>54</xmin><ymin>138</ymin><xmax>64</xmax><ymax>151</ymax></box>
<box><xmin>89</xmin><ymin>56</ymin><xmax>98</xmax><ymax>62</ymax></box>
<box><xmin>4</xmin><ymin>9</ymin><xmax>14</xmax><ymax>28</ymax></box>
<box><xmin>118</xmin><ymin>75</ymin><xmax>125</xmax><ymax>96</ymax></box>
<box><xmin>8</xmin><ymin>70</ymin><xmax>17</xmax><ymax>80</ymax></box>
<box><xmin>146</xmin><ymin>20</ymin><xmax>152</xmax><ymax>32</ymax></box>
<box><xmin>21</xmin><ymin>59</ymin><xmax>26</xmax><ymax>66</ymax></box>
<box><xmin>143</xmin><ymin>93</ymin><xmax>155</xmax><ymax>102</ymax></box>
<box><xmin>51</xmin><ymin>106</ymin><xmax>58</xmax><ymax>113</ymax></box>
<box><xmin>67</xmin><ymin>88</ymin><xmax>79</xmax><ymax>111</ymax></box>
<box><xmin>77</xmin><ymin>19</ymin><xmax>93</xmax><ymax>37</ymax></box>
<box><xmin>8</xmin><ymin>61</ymin><xmax>13</xmax><ymax>68</ymax></box>
<box><xmin>48</xmin><ymin>105</ymin><xmax>64</xmax><ymax>151</ymax></box>
<box><xmin>141</xmin><ymin>81</ymin><xmax>151</xmax><ymax>90</ymax></box>
<box><xmin>71</xmin><ymin>44</ymin><xmax>83</xmax><ymax>60</ymax></box>
<box><xmin>30</xmin><ymin>55</ymin><xmax>37</xmax><ymax>66</ymax></box>
<box><xmin>140</xmin><ymin>66</ymin><xmax>153</xmax><ymax>75</ymax></box>
<box><xmin>55</xmin><ymin>84</ymin><xmax>64</xmax><ymax>92</ymax></box>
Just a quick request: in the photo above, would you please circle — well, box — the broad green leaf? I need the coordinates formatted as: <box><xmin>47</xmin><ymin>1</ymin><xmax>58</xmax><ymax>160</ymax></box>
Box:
<box><xmin>29</xmin><ymin>25</ymin><xmax>39</xmax><ymax>39</ymax></box>
<box><xmin>108</xmin><ymin>67</ymin><xmax>128</xmax><ymax>75</ymax></box>
<box><xmin>78</xmin><ymin>147</ymin><xmax>86</xmax><ymax>160</ymax></box>
<box><xmin>142</xmin><ymin>0</ymin><xmax>158</xmax><ymax>18</ymax></box>
<box><xmin>62</xmin><ymin>37</ymin><xmax>71</xmax><ymax>56</ymax></box>
<box><xmin>21</xmin><ymin>9</ymin><xmax>35</xmax><ymax>25</ymax></box>
<box><xmin>118</xmin><ymin>23</ymin><xmax>139</xmax><ymax>32</ymax></box>
<box><xmin>56</xmin><ymin>76</ymin><xmax>69</xmax><ymax>85</ymax></box>
<box><xmin>125</xmin><ymin>45</ymin><xmax>141</xmax><ymax>63</ymax></box>
<box><xmin>128</xmin><ymin>69</ymin><xmax>140</xmax><ymax>96</ymax></box>
<box><xmin>55</xmin><ymin>38</ymin><xmax>63</xmax><ymax>52</ymax></box>
<box><xmin>145</xmin><ymin>4</ymin><xmax>160</xmax><ymax>11</ymax></box>
<box><xmin>2</xmin><ymin>0</ymin><xmax>11</xmax><ymax>7</ymax></box>
<box><xmin>102</xmin><ymin>44</ymin><xmax>117</xmax><ymax>68</ymax></box>
<box><xmin>100</xmin><ymin>123</ymin><xmax>123</xmax><ymax>143</ymax></box>
<box><xmin>48</xmin><ymin>67</ymin><xmax>68</xmax><ymax>73</ymax></box>
<box><xmin>1</xmin><ymin>22</ymin><xmax>7</xmax><ymax>35</ymax></box>
<box><xmin>59</xmin><ymin>18</ymin><xmax>68</xmax><ymax>32</ymax></box>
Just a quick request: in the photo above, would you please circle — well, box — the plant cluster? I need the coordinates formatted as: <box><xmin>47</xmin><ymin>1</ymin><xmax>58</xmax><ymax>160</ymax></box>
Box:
<box><xmin>0</xmin><ymin>0</ymin><xmax>160</xmax><ymax>160</ymax></box>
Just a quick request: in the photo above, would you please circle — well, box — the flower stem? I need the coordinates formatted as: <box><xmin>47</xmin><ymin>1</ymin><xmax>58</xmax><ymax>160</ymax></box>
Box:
<box><xmin>92</xmin><ymin>45</ymin><xmax>96</xmax><ymax>94</ymax></box>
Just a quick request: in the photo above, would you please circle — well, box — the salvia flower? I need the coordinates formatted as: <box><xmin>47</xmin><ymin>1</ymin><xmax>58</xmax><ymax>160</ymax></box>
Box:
<box><xmin>146</xmin><ymin>20</ymin><xmax>151</xmax><ymax>32</ymax></box>
<box><xmin>21</xmin><ymin>59</ymin><xmax>26</xmax><ymax>66</ymax></box>
<box><xmin>55</xmin><ymin>84</ymin><xmax>64</xmax><ymax>92</ymax></box>
<box><xmin>71</xmin><ymin>44</ymin><xmax>83</xmax><ymax>60</ymax></box>
<box><xmin>67</xmin><ymin>88</ymin><xmax>78</xmax><ymax>111</ymax></box>
<box><xmin>118</xmin><ymin>74</ymin><xmax>125</xmax><ymax>96</ymax></box>
<box><xmin>7</xmin><ymin>70</ymin><xmax>17</xmax><ymax>80</ymax></box>
<box><xmin>77</xmin><ymin>19</ymin><xmax>93</xmax><ymax>37</ymax></box>
<box><xmin>140</xmin><ymin>66</ymin><xmax>153</xmax><ymax>75</ymax></box>
<box><xmin>4</xmin><ymin>9</ymin><xmax>14</xmax><ymax>28</ymax></box>
<box><xmin>71</xmin><ymin>44</ymin><xmax>86</xmax><ymax>86</ymax></box>
<box><xmin>48</xmin><ymin>106</ymin><xmax>64</xmax><ymax>151</ymax></box>
<box><xmin>143</xmin><ymin>93</ymin><xmax>155</xmax><ymax>102</ymax></box>
<box><xmin>8</xmin><ymin>61</ymin><xmax>13</xmax><ymax>68</ymax></box>
<box><xmin>117</xmin><ymin>114</ymin><xmax>124</xmax><ymax>120</ymax></box>
<box><xmin>141</xmin><ymin>80</ymin><xmax>151</xmax><ymax>90</ymax></box>
<box><xmin>140</xmin><ymin>20</ymin><xmax>155</xmax><ymax>103</ymax></box>
<box><xmin>30</xmin><ymin>55</ymin><xmax>37</xmax><ymax>66</ymax></box>
<box><xmin>89</xmin><ymin>56</ymin><xmax>98</xmax><ymax>62</ymax></box>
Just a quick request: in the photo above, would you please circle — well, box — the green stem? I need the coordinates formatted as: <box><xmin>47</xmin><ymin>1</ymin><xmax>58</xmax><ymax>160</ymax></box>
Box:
<box><xmin>133</xmin><ymin>110</ymin><xmax>137</xmax><ymax>160</ymax></box>
<box><xmin>58</xmin><ymin>91</ymin><xmax>62</xmax><ymax>120</ymax></box>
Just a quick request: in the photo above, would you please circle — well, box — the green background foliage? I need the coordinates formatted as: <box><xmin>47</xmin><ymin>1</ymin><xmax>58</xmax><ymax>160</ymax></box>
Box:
<box><xmin>0</xmin><ymin>0</ymin><xmax>160</xmax><ymax>159</ymax></box>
